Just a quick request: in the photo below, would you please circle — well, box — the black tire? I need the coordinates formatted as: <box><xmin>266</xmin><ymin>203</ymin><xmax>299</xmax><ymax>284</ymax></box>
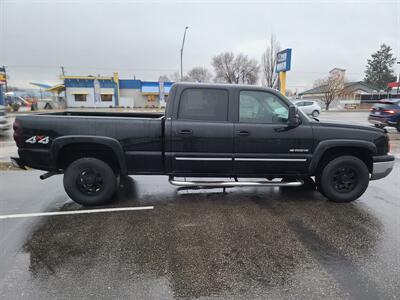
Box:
<box><xmin>63</xmin><ymin>157</ymin><xmax>117</xmax><ymax>206</ymax></box>
<box><xmin>311</xmin><ymin>110</ymin><xmax>320</xmax><ymax>117</ymax></box>
<box><xmin>396</xmin><ymin>121</ymin><xmax>400</xmax><ymax>133</ymax></box>
<box><xmin>315</xmin><ymin>172</ymin><xmax>326</xmax><ymax>197</ymax></box>
<box><xmin>319</xmin><ymin>156</ymin><xmax>369</xmax><ymax>203</ymax></box>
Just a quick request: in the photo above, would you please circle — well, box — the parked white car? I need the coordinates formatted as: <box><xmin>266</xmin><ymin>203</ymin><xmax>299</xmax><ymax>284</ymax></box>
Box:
<box><xmin>294</xmin><ymin>100</ymin><xmax>321</xmax><ymax>117</ymax></box>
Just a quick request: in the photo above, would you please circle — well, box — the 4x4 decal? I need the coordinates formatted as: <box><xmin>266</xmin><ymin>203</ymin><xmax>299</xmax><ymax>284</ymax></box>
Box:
<box><xmin>25</xmin><ymin>136</ymin><xmax>50</xmax><ymax>144</ymax></box>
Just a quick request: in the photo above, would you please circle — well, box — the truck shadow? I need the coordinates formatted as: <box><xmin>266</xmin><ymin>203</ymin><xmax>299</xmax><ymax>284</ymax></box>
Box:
<box><xmin>114</xmin><ymin>175</ymin><xmax>139</xmax><ymax>204</ymax></box>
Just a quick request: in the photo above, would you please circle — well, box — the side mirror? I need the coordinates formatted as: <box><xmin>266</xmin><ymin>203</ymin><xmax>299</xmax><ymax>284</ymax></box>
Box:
<box><xmin>288</xmin><ymin>105</ymin><xmax>300</xmax><ymax>127</ymax></box>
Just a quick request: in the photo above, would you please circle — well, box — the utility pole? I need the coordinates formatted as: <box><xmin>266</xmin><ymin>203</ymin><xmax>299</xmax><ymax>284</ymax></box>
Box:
<box><xmin>60</xmin><ymin>66</ymin><xmax>67</xmax><ymax>106</ymax></box>
<box><xmin>397</xmin><ymin>61</ymin><xmax>400</xmax><ymax>95</ymax></box>
<box><xmin>180</xmin><ymin>26</ymin><xmax>189</xmax><ymax>81</ymax></box>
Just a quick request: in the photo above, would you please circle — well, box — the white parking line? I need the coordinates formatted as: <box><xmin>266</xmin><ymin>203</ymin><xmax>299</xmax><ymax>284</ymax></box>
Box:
<box><xmin>0</xmin><ymin>206</ymin><xmax>154</xmax><ymax>220</ymax></box>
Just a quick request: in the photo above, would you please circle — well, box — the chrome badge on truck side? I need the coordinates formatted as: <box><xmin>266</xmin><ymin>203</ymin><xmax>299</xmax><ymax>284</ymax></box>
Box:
<box><xmin>25</xmin><ymin>136</ymin><xmax>50</xmax><ymax>144</ymax></box>
<box><xmin>289</xmin><ymin>149</ymin><xmax>309</xmax><ymax>153</ymax></box>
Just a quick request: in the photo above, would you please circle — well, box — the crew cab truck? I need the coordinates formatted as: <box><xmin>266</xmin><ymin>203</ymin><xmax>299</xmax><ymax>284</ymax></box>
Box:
<box><xmin>11</xmin><ymin>83</ymin><xmax>394</xmax><ymax>206</ymax></box>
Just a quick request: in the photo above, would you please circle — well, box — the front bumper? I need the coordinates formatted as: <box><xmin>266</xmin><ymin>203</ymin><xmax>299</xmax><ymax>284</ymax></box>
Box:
<box><xmin>0</xmin><ymin>122</ymin><xmax>10</xmax><ymax>131</ymax></box>
<box><xmin>368</xmin><ymin>115</ymin><xmax>398</xmax><ymax>127</ymax></box>
<box><xmin>371</xmin><ymin>155</ymin><xmax>395</xmax><ymax>180</ymax></box>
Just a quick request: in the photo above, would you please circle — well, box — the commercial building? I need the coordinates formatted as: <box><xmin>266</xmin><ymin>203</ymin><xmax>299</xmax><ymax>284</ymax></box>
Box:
<box><xmin>299</xmin><ymin>81</ymin><xmax>377</xmax><ymax>101</ymax></box>
<box><xmin>299</xmin><ymin>68</ymin><xmax>377</xmax><ymax>101</ymax></box>
<box><xmin>298</xmin><ymin>68</ymin><xmax>381</xmax><ymax>109</ymax></box>
<box><xmin>50</xmin><ymin>73</ymin><xmax>174</xmax><ymax>108</ymax></box>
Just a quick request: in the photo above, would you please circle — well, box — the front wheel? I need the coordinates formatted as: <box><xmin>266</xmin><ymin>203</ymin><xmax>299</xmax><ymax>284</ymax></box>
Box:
<box><xmin>317</xmin><ymin>156</ymin><xmax>369</xmax><ymax>203</ymax></box>
<box><xmin>63</xmin><ymin>157</ymin><xmax>117</xmax><ymax>206</ymax></box>
<box><xmin>311</xmin><ymin>110</ymin><xmax>320</xmax><ymax>117</ymax></box>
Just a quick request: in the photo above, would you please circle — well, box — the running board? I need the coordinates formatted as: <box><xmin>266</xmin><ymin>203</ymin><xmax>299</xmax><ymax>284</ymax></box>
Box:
<box><xmin>168</xmin><ymin>178</ymin><xmax>303</xmax><ymax>188</ymax></box>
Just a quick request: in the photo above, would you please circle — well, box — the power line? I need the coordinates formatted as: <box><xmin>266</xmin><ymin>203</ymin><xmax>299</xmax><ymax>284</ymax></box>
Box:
<box><xmin>4</xmin><ymin>64</ymin><xmax>180</xmax><ymax>72</ymax></box>
<box><xmin>4</xmin><ymin>64</ymin><xmax>367</xmax><ymax>77</ymax></box>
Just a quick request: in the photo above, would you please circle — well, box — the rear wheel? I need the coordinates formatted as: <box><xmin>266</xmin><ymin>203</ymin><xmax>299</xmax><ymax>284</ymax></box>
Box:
<box><xmin>63</xmin><ymin>157</ymin><xmax>117</xmax><ymax>206</ymax></box>
<box><xmin>318</xmin><ymin>156</ymin><xmax>369</xmax><ymax>203</ymax></box>
<box><xmin>311</xmin><ymin>110</ymin><xmax>320</xmax><ymax>117</ymax></box>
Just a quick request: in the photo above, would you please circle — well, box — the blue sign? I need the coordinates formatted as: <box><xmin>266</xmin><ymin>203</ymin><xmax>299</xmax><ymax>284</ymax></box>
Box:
<box><xmin>0</xmin><ymin>85</ymin><xmax>4</xmax><ymax>105</ymax></box>
<box><xmin>276</xmin><ymin>48</ymin><xmax>292</xmax><ymax>72</ymax></box>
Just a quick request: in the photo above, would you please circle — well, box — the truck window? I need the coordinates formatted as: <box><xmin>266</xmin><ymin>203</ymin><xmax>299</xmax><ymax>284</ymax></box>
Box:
<box><xmin>178</xmin><ymin>88</ymin><xmax>229</xmax><ymax>121</ymax></box>
<box><xmin>239</xmin><ymin>91</ymin><xmax>288</xmax><ymax>124</ymax></box>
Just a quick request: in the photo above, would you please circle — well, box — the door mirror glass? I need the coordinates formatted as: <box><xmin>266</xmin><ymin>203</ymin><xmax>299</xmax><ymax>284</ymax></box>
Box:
<box><xmin>288</xmin><ymin>105</ymin><xmax>301</xmax><ymax>127</ymax></box>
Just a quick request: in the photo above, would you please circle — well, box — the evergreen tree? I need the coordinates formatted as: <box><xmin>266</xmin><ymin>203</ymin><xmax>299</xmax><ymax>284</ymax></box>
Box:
<box><xmin>364</xmin><ymin>44</ymin><xmax>397</xmax><ymax>90</ymax></box>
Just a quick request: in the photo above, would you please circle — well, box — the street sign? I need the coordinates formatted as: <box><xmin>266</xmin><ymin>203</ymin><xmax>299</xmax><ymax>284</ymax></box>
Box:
<box><xmin>93</xmin><ymin>79</ymin><xmax>101</xmax><ymax>104</ymax></box>
<box><xmin>276</xmin><ymin>48</ymin><xmax>292</xmax><ymax>73</ymax></box>
<box><xmin>388</xmin><ymin>81</ymin><xmax>400</xmax><ymax>88</ymax></box>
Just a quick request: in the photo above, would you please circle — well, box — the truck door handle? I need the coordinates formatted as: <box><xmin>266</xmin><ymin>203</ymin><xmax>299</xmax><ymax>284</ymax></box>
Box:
<box><xmin>237</xmin><ymin>130</ymin><xmax>249</xmax><ymax>136</ymax></box>
<box><xmin>179</xmin><ymin>129</ymin><xmax>193</xmax><ymax>135</ymax></box>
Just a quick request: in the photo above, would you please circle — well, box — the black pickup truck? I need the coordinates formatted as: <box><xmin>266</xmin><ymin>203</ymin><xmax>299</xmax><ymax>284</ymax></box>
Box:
<box><xmin>11</xmin><ymin>83</ymin><xmax>394</xmax><ymax>206</ymax></box>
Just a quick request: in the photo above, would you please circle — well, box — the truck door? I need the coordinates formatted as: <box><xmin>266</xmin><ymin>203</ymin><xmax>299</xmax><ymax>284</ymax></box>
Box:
<box><xmin>233</xmin><ymin>90</ymin><xmax>313</xmax><ymax>175</ymax></box>
<box><xmin>170</xmin><ymin>87</ymin><xmax>234</xmax><ymax>175</ymax></box>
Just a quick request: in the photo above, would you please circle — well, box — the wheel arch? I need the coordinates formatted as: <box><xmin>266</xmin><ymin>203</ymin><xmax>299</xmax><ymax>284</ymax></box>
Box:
<box><xmin>309</xmin><ymin>140</ymin><xmax>376</xmax><ymax>174</ymax></box>
<box><xmin>51</xmin><ymin>135</ymin><xmax>127</xmax><ymax>175</ymax></box>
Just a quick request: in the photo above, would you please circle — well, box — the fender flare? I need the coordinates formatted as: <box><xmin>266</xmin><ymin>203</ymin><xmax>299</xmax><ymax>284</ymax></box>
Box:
<box><xmin>309</xmin><ymin>139</ymin><xmax>377</xmax><ymax>174</ymax></box>
<box><xmin>51</xmin><ymin>135</ymin><xmax>127</xmax><ymax>175</ymax></box>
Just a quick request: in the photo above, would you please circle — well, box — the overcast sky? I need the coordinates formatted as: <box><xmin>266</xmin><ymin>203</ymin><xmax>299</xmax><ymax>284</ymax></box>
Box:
<box><xmin>0</xmin><ymin>0</ymin><xmax>399</xmax><ymax>91</ymax></box>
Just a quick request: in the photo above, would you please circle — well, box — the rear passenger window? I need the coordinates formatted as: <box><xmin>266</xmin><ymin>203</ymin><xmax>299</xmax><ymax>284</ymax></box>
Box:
<box><xmin>178</xmin><ymin>88</ymin><xmax>229</xmax><ymax>121</ymax></box>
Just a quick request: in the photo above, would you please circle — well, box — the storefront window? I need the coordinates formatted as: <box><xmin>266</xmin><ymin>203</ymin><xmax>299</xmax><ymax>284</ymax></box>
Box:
<box><xmin>101</xmin><ymin>94</ymin><xmax>113</xmax><ymax>102</ymax></box>
<box><xmin>74</xmin><ymin>94</ymin><xmax>87</xmax><ymax>102</ymax></box>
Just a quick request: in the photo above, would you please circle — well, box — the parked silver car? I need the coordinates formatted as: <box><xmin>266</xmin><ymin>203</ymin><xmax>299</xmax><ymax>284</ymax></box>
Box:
<box><xmin>294</xmin><ymin>100</ymin><xmax>321</xmax><ymax>117</ymax></box>
<box><xmin>0</xmin><ymin>105</ymin><xmax>11</xmax><ymax>132</ymax></box>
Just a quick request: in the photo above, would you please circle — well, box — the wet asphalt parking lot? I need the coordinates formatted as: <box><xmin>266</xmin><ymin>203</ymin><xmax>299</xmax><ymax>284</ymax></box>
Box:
<box><xmin>1</xmin><ymin>111</ymin><xmax>400</xmax><ymax>299</ymax></box>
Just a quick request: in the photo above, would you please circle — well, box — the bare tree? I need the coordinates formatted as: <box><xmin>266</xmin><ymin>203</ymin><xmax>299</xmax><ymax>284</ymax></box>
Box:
<box><xmin>261</xmin><ymin>34</ymin><xmax>280</xmax><ymax>88</ymax></box>
<box><xmin>158</xmin><ymin>75</ymin><xmax>171</xmax><ymax>82</ymax></box>
<box><xmin>314</xmin><ymin>75</ymin><xmax>345</xmax><ymax>110</ymax></box>
<box><xmin>169</xmin><ymin>71</ymin><xmax>181</xmax><ymax>82</ymax></box>
<box><xmin>212</xmin><ymin>52</ymin><xmax>260</xmax><ymax>84</ymax></box>
<box><xmin>186</xmin><ymin>67</ymin><xmax>213</xmax><ymax>82</ymax></box>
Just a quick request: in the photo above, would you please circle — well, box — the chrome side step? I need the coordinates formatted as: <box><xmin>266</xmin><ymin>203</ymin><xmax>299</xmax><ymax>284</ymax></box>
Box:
<box><xmin>168</xmin><ymin>177</ymin><xmax>303</xmax><ymax>188</ymax></box>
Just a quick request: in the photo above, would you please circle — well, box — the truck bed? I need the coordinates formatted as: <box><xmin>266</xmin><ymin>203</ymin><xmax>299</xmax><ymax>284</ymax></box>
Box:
<box><xmin>15</xmin><ymin>111</ymin><xmax>165</xmax><ymax>173</ymax></box>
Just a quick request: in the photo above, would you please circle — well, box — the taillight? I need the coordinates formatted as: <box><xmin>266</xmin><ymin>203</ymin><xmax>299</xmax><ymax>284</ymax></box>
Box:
<box><xmin>383</xmin><ymin>109</ymin><xmax>395</xmax><ymax>114</ymax></box>
<box><xmin>13</xmin><ymin>120</ymin><xmax>23</xmax><ymax>147</ymax></box>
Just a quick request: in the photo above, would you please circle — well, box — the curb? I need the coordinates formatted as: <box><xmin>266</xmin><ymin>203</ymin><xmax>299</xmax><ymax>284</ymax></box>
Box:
<box><xmin>0</xmin><ymin>162</ymin><xmax>25</xmax><ymax>171</ymax></box>
<box><xmin>389</xmin><ymin>133</ymin><xmax>400</xmax><ymax>141</ymax></box>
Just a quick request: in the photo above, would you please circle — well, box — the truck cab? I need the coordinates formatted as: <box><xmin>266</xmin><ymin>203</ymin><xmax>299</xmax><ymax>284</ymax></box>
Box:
<box><xmin>165</xmin><ymin>84</ymin><xmax>313</xmax><ymax>177</ymax></box>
